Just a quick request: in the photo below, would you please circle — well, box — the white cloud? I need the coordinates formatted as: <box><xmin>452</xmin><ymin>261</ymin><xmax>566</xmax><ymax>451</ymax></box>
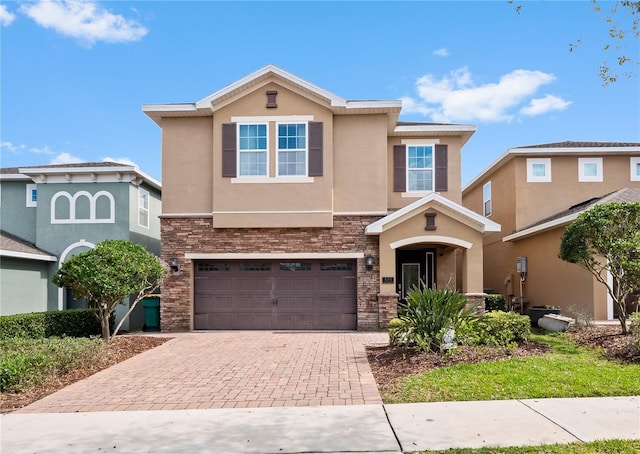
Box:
<box><xmin>520</xmin><ymin>94</ymin><xmax>572</xmax><ymax>116</ymax></box>
<box><xmin>433</xmin><ymin>48</ymin><xmax>449</xmax><ymax>57</ymax></box>
<box><xmin>404</xmin><ymin>67</ymin><xmax>571</xmax><ymax>123</ymax></box>
<box><xmin>1</xmin><ymin>5</ymin><xmax>16</xmax><ymax>26</ymax></box>
<box><xmin>50</xmin><ymin>152</ymin><xmax>84</xmax><ymax>164</ymax></box>
<box><xmin>1</xmin><ymin>141</ymin><xmax>26</xmax><ymax>153</ymax></box>
<box><xmin>102</xmin><ymin>156</ymin><xmax>138</xmax><ymax>167</ymax></box>
<box><xmin>20</xmin><ymin>0</ymin><xmax>148</xmax><ymax>47</ymax></box>
<box><xmin>29</xmin><ymin>145</ymin><xmax>55</xmax><ymax>155</ymax></box>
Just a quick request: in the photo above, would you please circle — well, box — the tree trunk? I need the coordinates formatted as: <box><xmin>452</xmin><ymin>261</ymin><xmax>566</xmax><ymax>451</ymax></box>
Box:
<box><xmin>99</xmin><ymin>308</ymin><xmax>111</xmax><ymax>341</ymax></box>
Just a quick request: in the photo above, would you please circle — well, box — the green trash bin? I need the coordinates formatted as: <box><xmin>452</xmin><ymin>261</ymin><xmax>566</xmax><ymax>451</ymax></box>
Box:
<box><xmin>142</xmin><ymin>295</ymin><xmax>161</xmax><ymax>332</ymax></box>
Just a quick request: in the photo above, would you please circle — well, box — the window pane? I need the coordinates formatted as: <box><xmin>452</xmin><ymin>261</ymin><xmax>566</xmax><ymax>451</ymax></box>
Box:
<box><xmin>408</xmin><ymin>169</ymin><xmax>432</xmax><ymax>191</ymax></box>
<box><xmin>239</xmin><ymin>151</ymin><xmax>267</xmax><ymax>176</ymax></box>
<box><xmin>239</xmin><ymin>124</ymin><xmax>267</xmax><ymax>150</ymax></box>
<box><xmin>636</xmin><ymin>163</ymin><xmax>640</xmax><ymax>176</ymax></box>
<box><xmin>31</xmin><ymin>189</ymin><xmax>37</xmax><ymax>202</ymax></box>
<box><xmin>532</xmin><ymin>163</ymin><xmax>546</xmax><ymax>177</ymax></box>
<box><xmin>584</xmin><ymin>163</ymin><xmax>598</xmax><ymax>177</ymax></box>
<box><xmin>408</xmin><ymin>146</ymin><xmax>433</xmax><ymax>170</ymax></box>
<box><xmin>278</xmin><ymin>150</ymin><xmax>305</xmax><ymax>176</ymax></box>
<box><xmin>278</xmin><ymin>123</ymin><xmax>306</xmax><ymax>150</ymax></box>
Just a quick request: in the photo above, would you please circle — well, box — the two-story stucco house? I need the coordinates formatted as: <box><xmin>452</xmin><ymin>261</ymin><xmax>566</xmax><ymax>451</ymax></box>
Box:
<box><xmin>0</xmin><ymin>162</ymin><xmax>162</xmax><ymax>330</ymax></box>
<box><xmin>143</xmin><ymin>65</ymin><xmax>499</xmax><ymax>332</ymax></box>
<box><xmin>462</xmin><ymin>141</ymin><xmax>640</xmax><ymax>320</ymax></box>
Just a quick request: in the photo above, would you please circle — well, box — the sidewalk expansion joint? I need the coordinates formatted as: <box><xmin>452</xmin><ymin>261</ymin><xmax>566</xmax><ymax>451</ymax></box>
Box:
<box><xmin>516</xmin><ymin>399</ymin><xmax>584</xmax><ymax>442</ymax></box>
<box><xmin>382</xmin><ymin>404</ymin><xmax>404</xmax><ymax>452</ymax></box>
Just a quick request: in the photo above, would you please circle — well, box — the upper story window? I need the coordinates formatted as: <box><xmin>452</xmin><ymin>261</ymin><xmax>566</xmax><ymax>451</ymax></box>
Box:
<box><xmin>407</xmin><ymin>145</ymin><xmax>433</xmax><ymax>191</ymax></box>
<box><xmin>51</xmin><ymin>190</ymin><xmax>115</xmax><ymax>224</ymax></box>
<box><xmin>138</xmin><ymin>187</ymin><xmax>150</xmax><ymax>228</ymax></box>
<box><xmin>578</xmin><ymin>157</ymin><xmax>603</xmax><ymax>182</ymax></box>
<box><xmin>526</xmin><ymin>158</ymin><xmax>551</xmax><ymax>183</ymax></box>
<box><xmin>238</xmin><ymin>123</ymin><xmax>268</xmax><ymax>177</ymax></box>
<box><xmin>483</xmin><ymin>181</ymin><xmax>492</xmax><ymax>217</ymax></box>
<box><xmin>630</xmin><ymin>157</ymin><xmax>640</xmax><ymax>181</ymax></box>
<box><xmin>26</xmin><ymin>184</ymin><xmax>37</xmax><ymax>207</ymax></box>
<box><xmin>277</xmin><ymin>123</ymin><xmax>307</xmax><ymax>176</ymax></box>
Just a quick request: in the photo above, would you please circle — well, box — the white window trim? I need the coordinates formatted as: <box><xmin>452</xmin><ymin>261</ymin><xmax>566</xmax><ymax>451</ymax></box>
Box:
<box><xmin>483</xmin><ymin>181</ymin><xmax>492</xmax><ymax>217</ymax></box>
<box><xmin>231</xmin><ymin>177</ymin><xmax>314</xmax><ymax>184</ymax></box>
<box><xmin>51</xmin><ymin>190</ymin><xmax>115</xmax><ymax>224</ymax></box>
<box><xmin>631</xmin><ymin>157</ymin><xmax>640</xmax><ymax>181</ymax></box>
<box><xmin>276</xmin><ymin>121</ymin><xmax>308</xmax><ymax>177</ymax></box>
<box><xmin>237</xmin><ymin>122</ymin><xmax>269</xmax><ymax>178</ymax></box>
<box><xmin>138</xmin><ymin>187</ymin><xmax>150</xmax><ymax>229</ymax></box>
<box><xmin>406</xmin><ymin>144</ymin><xmax>435</xmax><ymax>193</ymax></box>
<box><xmin>526</xmin><ymin>158</ymin><xmax>552</xmax><ymax>183</ymax></box>
<box><xmin>26</xmin><ymin>183</ymin><xmax>37</xmax><ymax>207</ymax></box>
<box><xmin>578</xmin><ymin>157</ymin><xmax>603</xmax><ymax>182</ymax></box>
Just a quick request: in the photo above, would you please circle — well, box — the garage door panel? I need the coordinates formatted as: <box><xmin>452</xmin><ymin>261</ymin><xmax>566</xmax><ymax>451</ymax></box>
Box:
<box><xmin>194</xmin><ymin>259</ymin><xmax>356</xmax><ymax>330</ymax></box>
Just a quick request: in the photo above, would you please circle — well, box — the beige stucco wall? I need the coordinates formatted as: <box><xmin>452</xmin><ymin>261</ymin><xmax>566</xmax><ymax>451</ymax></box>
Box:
<box><xmin>507</xmin><ymin>228</ymin><xmax>609</xmax><ymax>318</ymax></box>
<box><xmin>211</xmin><ymin>81</ymin><xmax>334</xmax><ymax>227</ymax></box>
<box><xmin>377</xmin><ymin>205</ymin><xmax>484</xmax><ymax>295</ymax></box>
<box><xmin>514</xmin><ymin>155</ymin><xmax>640</xmax><ymax>230</ymax></box>
<box><xmin>387</xmin><ymin>137</ymin><xmax>464</xmax><ymax>210</ymax></box>
<box><xmin>161</xmin><ymin>117</ymin><xmax>213</xmax><ymax>214</ymax></box>
<box><xmin>333</xmin><ymin>114</ymin><xmax>388</xmax><ymax>213</ymax></box>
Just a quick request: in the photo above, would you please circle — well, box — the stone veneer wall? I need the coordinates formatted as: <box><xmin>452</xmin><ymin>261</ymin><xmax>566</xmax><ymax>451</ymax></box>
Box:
<box><xmin>160</xmin><ymin>215</ymin><xmax>383</xmax><ymax>332</ymax></box>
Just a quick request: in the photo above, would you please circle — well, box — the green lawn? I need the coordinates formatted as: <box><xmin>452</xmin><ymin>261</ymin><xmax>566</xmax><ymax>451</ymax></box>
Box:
<box><xmin>384</xmin><ymin>333</ymin><xmax>640</xmax><ymax>404</ymax></box>
<box><xmin>416</xmin><ymin>439</ymin><xmax>640</xmax><ymax>453</ymax></box>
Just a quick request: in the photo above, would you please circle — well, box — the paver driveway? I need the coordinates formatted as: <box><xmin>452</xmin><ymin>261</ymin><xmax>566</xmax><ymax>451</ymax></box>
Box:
<box><xmin>18</xmin><ymin>331</ymin><xmax>388</xmax><ymax>413</ymax></box>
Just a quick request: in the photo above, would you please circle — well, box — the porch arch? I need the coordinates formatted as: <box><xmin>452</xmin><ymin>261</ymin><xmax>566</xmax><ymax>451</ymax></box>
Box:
<box><xmin>389</xmin><ymin>235</ymin><xmax>472</xmax><ymax>250</ymax></box>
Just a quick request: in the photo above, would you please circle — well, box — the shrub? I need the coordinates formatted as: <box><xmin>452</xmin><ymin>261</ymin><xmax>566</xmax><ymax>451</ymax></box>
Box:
<box><xmin>0</xmin><ymin>309</ymin><xmax>108</xmax><ymax>340</ymax></box>
<box><xmin>390</xmin><ymin>286</ymin><xmax>477</xmax><ymax>352</ymax></box>
<box><xmin>567</xmin><ymin>305</ymin><xmax>594</xmax><ymax>330</ymax></box>
<box><xmin>458</xmin><ymin>311</ymin><xmax>531</xmax><ymax>347</ymax></box>
<box><xmin>630</xmin><ymin>312</ymin><xmax>640</xmax><ymax>354</ymax></box>
<box><xmin>0</xmin><ymin>337</ymin><xmax>103</xmax><ymax>392</ymax></box>
<box><xmin>485</xmin><ymin>294</ymin><xmax>506</xmax><ymax>312</ymax></box>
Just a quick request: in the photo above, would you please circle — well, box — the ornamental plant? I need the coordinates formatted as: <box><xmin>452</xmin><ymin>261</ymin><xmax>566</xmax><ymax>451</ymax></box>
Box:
<box><xmin>52</xmin><ymin>240</ymin><xmax>165</xmax><ymax>341</ymax></box>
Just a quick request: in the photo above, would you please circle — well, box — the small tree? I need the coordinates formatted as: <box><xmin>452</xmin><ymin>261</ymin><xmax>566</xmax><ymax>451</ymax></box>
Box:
<box><xmin>53</xmin><ymin>239</ymin><xmax>166</xmax><ymax>341</ymax></box>
<box><xmin>559</xmin><ymin>202</ymin><xmax>640</xmax><ymax>334</ymax></box>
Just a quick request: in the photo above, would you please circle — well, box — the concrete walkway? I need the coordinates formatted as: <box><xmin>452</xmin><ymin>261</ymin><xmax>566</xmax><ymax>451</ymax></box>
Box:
<box><xmin>2</xmin><ymin>396</ymin><xmax>638</xmax><ymax>453</ymax></box>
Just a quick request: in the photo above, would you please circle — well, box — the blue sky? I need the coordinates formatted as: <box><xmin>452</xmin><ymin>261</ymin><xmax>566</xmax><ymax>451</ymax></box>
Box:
<box><xmin>1</xmin><ymin>0</ymin><xmax>639</xmax><ymax>185</ymax></box>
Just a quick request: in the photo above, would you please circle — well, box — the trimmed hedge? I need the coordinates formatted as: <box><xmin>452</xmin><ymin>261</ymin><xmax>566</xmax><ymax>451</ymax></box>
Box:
<box><xmin>458</xmin><ymin>310</ymin><xmax>531</xmax><ymax>347</ymax></box>
<box><xmin>0</xmin><ymin>309</ymin><xmax>109</xmax><ymax>340</ymax></box>
<box><xmin>485</xmin><ymin>293</ymin><xmax>507</xmax><ymax>312</ymax></box>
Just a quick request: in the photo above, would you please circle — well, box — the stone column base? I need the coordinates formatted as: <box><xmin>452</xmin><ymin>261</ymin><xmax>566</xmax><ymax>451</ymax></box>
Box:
<box><xmin>465</xmin><ymin>293</ymin><xmax>487</xmax><ymax>315</ymax></box>
<box><xmin>377</xmin><ymin>293</ymin><xmax>399</xmax><ymax>327</ymax></box>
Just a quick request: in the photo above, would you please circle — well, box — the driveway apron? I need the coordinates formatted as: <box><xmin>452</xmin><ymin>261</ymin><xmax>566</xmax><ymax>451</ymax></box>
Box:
<box><xmin>17</xmin><ymin>331</ymin><xmax>388</xmax><ymax>413</ymax></box>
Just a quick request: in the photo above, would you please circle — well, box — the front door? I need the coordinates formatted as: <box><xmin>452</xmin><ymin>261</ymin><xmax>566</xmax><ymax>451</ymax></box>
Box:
<box><xmin>396</xmin><ymin>248</ymin><xmax>436</xmax><ymax>301</ymax></box>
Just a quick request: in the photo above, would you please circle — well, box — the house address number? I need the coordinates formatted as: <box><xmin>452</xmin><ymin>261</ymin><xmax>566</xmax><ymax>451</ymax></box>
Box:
<box><xmin>382</xmin><ymin>277</ymin><xmax>394</xmax><ymax>284</ymax></box>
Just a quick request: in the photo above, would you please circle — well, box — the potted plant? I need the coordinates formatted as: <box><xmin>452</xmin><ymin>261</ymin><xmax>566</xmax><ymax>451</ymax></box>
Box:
<box><xmin>528</xmin><ymin>305</ymin><xmax>561</xmax><ymax>327</ymax></box>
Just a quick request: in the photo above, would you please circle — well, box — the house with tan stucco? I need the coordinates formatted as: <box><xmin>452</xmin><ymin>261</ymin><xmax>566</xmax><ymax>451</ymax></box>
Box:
<box><xmin>462</xmin><ymin>142</ymin><xmax>640</xmax><ymax>320</ymax></box>
<box><xmin>143</xmin><ymin>65</ymin><xmax>499</xmax><ymax>332</ymax></box>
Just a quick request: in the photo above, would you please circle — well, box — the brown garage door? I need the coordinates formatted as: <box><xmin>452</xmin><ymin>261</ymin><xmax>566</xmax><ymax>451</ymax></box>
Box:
<box><xmin>194</xmin><ymin>260</ymin><xmax>357</xmax><ymax>330</ymax></box>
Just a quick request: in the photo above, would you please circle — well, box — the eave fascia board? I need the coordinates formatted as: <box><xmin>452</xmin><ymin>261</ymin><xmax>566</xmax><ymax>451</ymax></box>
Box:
<box><xmin>502</xmin><ymin>213</ymin><xmax>578</xmax><ymax>242</ymax></box>
<box><xmin>0</xmin><ymin>249</ymin><xmax>58</xmax><ymax>262</ymax></box>
<box><xmin>0</xmin><ymin>173</ymin><xmax>30</xmax><ymax>181</ymax></box>
<box><xmin>365</xmin><ymin>192</ymin><xmax>500</xmax><ymax>235</ymax></box>
<box><xmin>141</xmin><ymin>103</ymin><xmax>197</xmax><ymax>113</ymax></box>
<box><xmin>195</xmin><ymin>64</ymin><xmax>348</xmax><ymax>109</ymax></box>
<box><xmin>344</xmin><ymin>100</ymin><xmax>403</xmax><ymax>109</ymax></box>
<box><xmin>394</xmin><ymin>124</ymin><xmax>477</xmax><ymax>134</ymax></box>
<box><xmin>19</xmin><ymin>166</ymin><xmax>161</xmax><ymax>191</ymax></box>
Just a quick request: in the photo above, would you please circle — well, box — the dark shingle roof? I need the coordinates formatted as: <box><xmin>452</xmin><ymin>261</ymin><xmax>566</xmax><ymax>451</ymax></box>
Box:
<box><xmin>514</xmin><ymin>141</ymin><xmax>640</xmax><ymax>149</ymax></box>
<box><xmin>0</xmin><ymin>161</ymin><xmax>130</xmax><ymax>174</ymax></box>
<box><xmin>0</xmin><ymin>230</ymin><xmax>57</xmax><ymax>259</ymax></box>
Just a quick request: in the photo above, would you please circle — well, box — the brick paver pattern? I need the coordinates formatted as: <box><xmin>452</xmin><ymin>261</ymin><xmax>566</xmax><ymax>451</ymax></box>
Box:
<box><xmin>18</xmin><ymin>331</ymin><xmax>389</xmax><ymax>413</ymax></box>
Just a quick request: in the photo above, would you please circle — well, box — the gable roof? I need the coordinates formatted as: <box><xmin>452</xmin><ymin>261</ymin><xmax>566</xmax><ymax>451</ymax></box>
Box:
<box><xmin>365</xmin><ymin>192</ymin><xmax>501</xmax><ymax>235</ymax></box>
<box><xmin>503</xmin><ymin>187</ymin><xmax>640</xmax><ymax>242</ymax></box>
<box><xmin>0</xmin><ymin>162</ymin><xmax>161</xmax><ymax>191</ymax></box>
<box><xmin>464</xmin><ymin>141</ymin><xmax>640</xmax><ymax>193</ymax></box>
<box><xmin>0</xmin><ymin>230</ymin><xmax>57</xmax><ymax>262</ymax></box>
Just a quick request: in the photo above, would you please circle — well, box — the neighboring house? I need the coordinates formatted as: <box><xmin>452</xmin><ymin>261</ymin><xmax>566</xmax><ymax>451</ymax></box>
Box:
<box><xmin>143</xmin><ymin>65</ymin><xmax>499</xmax><ymax>332</ymax></box>
<box><xmin>462</xmin><ymin>142</ymin><xmax>640</xmax><ymax>320</ymax></box>
<box><xmin>0</xmin><ymin>162</ymin><xmax>162</xmax><ymax>330</ymax></box>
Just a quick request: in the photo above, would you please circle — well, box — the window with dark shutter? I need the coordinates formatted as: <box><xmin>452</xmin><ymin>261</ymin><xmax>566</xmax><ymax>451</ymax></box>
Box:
<box><xmin>434</xmin><ymin>144</ymin><xmax>448</xmax><ymax>192</ymax></box>
<box><xmin>222</xmin><ymin>123</ymin><xmax>237</xmax><ymax>177</ymax></box>
<box><xmin>393</xmin><ymin>145</ymin><xmax>406</xmax><ymax>192</ymax></box>
<box><xmin>308</xmin><ymin>121</ymin><xmax>323</xmax><ymax>176</ymax></box>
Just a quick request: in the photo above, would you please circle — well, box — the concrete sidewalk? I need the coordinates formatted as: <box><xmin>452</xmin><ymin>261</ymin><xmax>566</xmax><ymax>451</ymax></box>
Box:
<box><xmin>2</xmin><ymin>396</ymin><xmax>638</xmax><ymax>453</ymax></box>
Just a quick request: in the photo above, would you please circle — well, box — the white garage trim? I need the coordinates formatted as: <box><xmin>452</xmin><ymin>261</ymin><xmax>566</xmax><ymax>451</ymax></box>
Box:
<box><xmin>185</xmin><ymin>252</ymin><xmax>365</xmax><ymax>260</ymax></box>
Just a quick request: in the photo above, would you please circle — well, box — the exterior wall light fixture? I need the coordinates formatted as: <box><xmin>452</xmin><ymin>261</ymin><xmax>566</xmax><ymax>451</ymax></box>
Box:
<box><xmin>168</xmin><ymin>257</ymin><xmax>180</xmax><ymax>273</ymax></box>
<box><xmin>365</xmin><ymin>254</ymin><xmax>374</xmax><ymax>270</ymax></box>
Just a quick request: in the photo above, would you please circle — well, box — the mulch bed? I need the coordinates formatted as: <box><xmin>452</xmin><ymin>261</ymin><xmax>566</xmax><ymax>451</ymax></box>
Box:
<box><xmin>366</xmin><ymin>324</ymin><xmax>639</xmax><ymax>391</ymax></box>
<box><xmin>0</xmin><ymin>336</ymin><xmax>170</xmax><ymax>414</ymax></box>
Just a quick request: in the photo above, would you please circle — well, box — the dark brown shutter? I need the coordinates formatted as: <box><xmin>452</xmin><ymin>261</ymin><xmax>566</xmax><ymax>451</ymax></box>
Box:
<box><xmin>222</xmin><ymin>123</ymin><xmax>237</xmax><ymax>177</ymax></box>
<box><xmin>393</xmin><ymin>145</ymin><xmax>406</xmax><ymax>192</ymax></box>
<box><xmin>434</xmin><ymin>144</ymin><xmax>448</xmax><ymax>192</ymax></box>
<box><xmin>308</xmin><ymin>121</ymin><xmax>323</xmax><ymax>176</ymax></box>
